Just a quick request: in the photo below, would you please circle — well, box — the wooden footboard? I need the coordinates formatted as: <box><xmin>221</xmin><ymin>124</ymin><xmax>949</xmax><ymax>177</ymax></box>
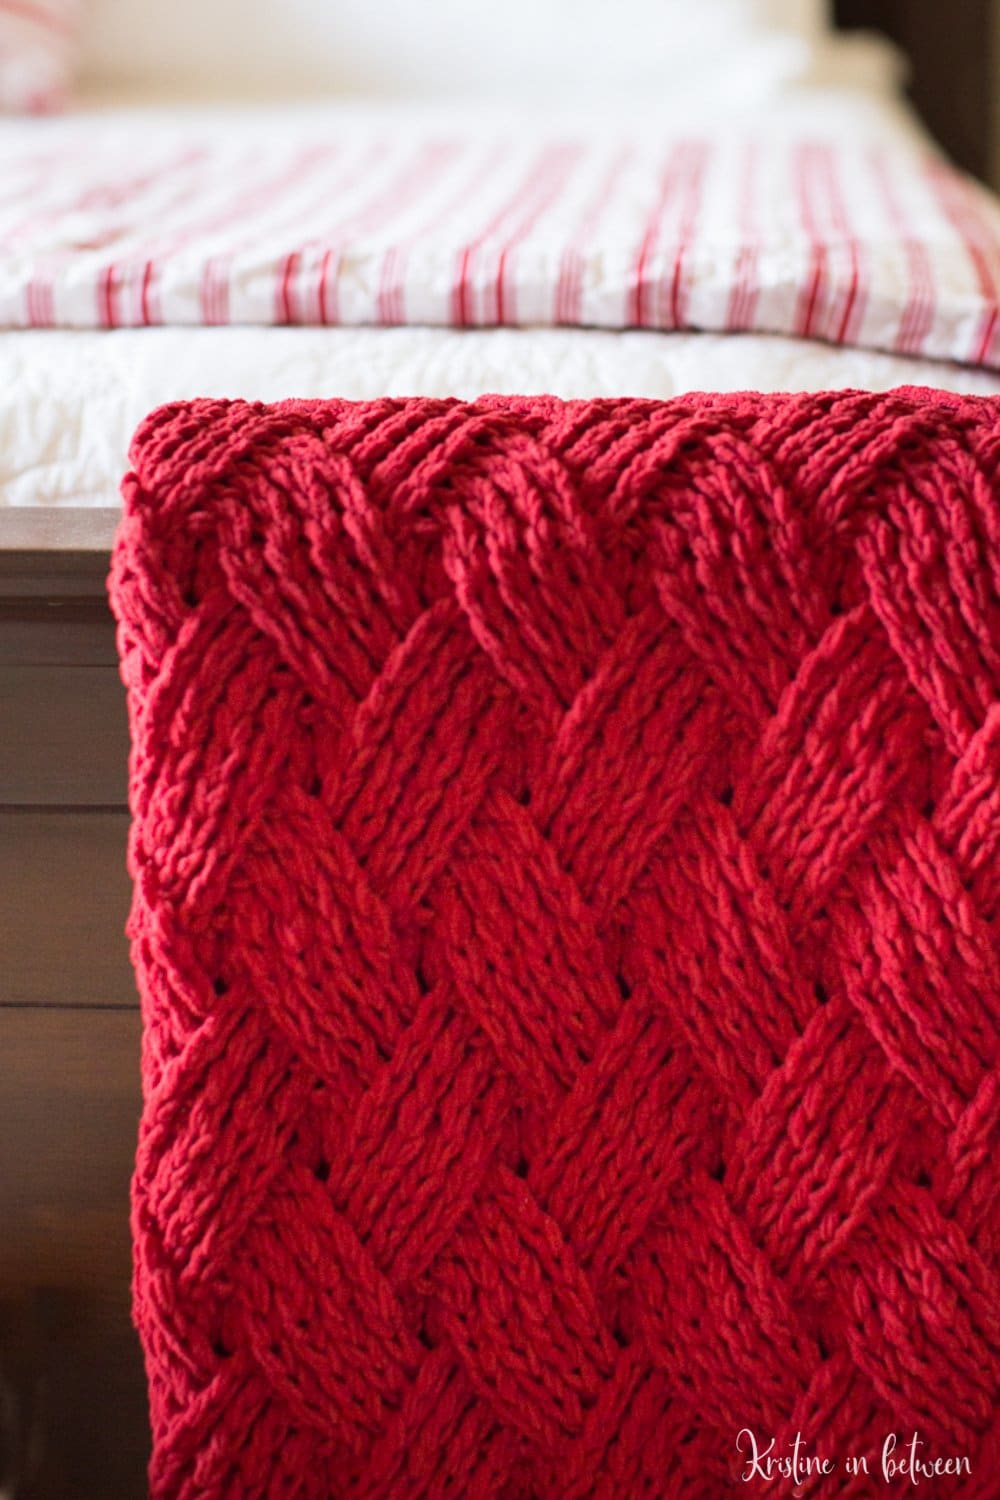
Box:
<box><xmin>0</xmin><ymin>509</ymin><xmax>147</xmax><ymax>1498</ymax></box>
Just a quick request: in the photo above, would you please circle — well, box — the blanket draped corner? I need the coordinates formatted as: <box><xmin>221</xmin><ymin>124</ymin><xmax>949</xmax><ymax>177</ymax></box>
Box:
<box><xmin>111</xmin><ymin>389</ymin><xmax>1000</xmax><ymax>1497</ymax></box>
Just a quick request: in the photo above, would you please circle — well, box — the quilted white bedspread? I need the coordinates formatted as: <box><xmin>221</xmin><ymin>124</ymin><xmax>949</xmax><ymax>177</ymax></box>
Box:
<box><xmin>4</xmin><ymin>324</ymin><xmax>1000</xmax><ymax>510</ymax></box>
<box><xmin>3</xmin><ymin>90</ymin><xmax>1000</xmax><ymax>369</ymax></box>
<box><xmin>4</xmin><ymin>87</ymin><xmax>1000</xmax><ymax>513</ymax></box>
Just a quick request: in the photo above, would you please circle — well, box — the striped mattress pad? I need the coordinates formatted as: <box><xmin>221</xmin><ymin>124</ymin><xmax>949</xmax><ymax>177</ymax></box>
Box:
<box><xmin>3</xmin><ymin>101</ymin><xmax>1000</xmax><ymax>367</ymax></box>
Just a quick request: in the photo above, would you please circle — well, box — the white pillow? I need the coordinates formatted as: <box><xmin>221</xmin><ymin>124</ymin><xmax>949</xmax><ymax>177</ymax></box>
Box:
<box><xmin>0</xmin><ymin>0</ymin><xmax>78</xmax><ymax>111</ymax></box>
<box><xmin>80</xmin><ymin>0</ymin><xmax>831</xmax><ymax>101</ymax></box>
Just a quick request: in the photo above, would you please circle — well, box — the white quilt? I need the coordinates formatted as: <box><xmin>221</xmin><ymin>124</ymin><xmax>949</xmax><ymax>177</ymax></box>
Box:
<box><xmin>3</xmin><ymin>325</ymin><xmax>1000</xmax><ymax>509</ymax></box>
<box><xmin>3</xmin><ymin>86</ymin><xmax>1000</xmax><ymax>510</ymax></box>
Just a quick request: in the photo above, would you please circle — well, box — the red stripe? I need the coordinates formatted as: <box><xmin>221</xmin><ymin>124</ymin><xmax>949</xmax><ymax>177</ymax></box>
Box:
<box><xmin>200</xmin><ymin>256</ymin><xmax>230</xmax><ymax>326</ymax></box>
<box><xmin>278</xmin><ymin>250</ymin><xmax>300</xmax><ymax>325</ymax></box>
<box><xmin>374</xmin><ymin>142</ymin><xmax>464</xmax><ymax>325</ymax></box>
<box><xmin>452</xmin><ymin>246</ymin><xmax>473</xmax><ymax>328</ymax></box>
<box><xmin>376</xmin><ymin>246</ymin><xmax>400</xmax><ymax>325</ymax></box>
<box><xmin>317</xmin><ymin>248</ymin><xmax>337</xmax><ymax>326</ymax></box>
<box><xmin>450</xmin><ymin>145</ymin><xmax>574</xmax><ymax>328</ymax></box>
<box><xmin>85</xmin><ymin>147</ymin><xmax>210</xmax><ymax>327</ymax></box>
<box><xmin>199</xmin><ymin>259</ymin><xmax>214</xmax><ymax>325</ymax></box>
<box><xmin>817</xmin><ymin>145</ymin><xmax>865</xmax><ymax>346</ymax></box>
<box><xmin>209</xmin><ymin>143</ymin><xmax>346</xmax><ymax>326</ymax></box>
<box><xmin>0</xmin><ymin>126</ymin><xmax>996</xmax><ymax>363</ymax></box>
<box><xmin>554</xmin><ymin>147</ymin><xmax>630</xmax><ymax>325</ymax></box>
<box><xmin>868</xmin><ymin>146</ymin><xmax>934</xmax><ymax>356</ymax></box>
<box><xmin>162</xmin><ymin>142</ymin><xmax>309</xmax><ymax>323</ymax></box>
<box><xmin>157</xmin><ymin>142</ymin><xmax>346</xmax><ymax>328</ymax></box>
<box><xmin>493</xmin><ymin>146</ymin><xmax>581</xmax><ymax>326</ymax></box>
<box><xmin>0</xmin><ymin>0</ymin><xmax>72</xmax><ymax>37</ymax></box>
<box><xmin>925</xmin><ymin>158</ymin><xmax>1000</xmax><ymax>365</ymax></box>
<box><xmin>140</xmin><ymin>259</ymin><xmax>155</xmax><ymax>326</ymax></box>
<box><xmin>726</xmin><ymin>142</ymin><xmax>760</xmax><ymax>332</ymax></box>
<box><xmin>98</xmin><ymin>263</ymin><xmax>117</xmax><ymax>329</ymax></box>
<box><xmin>793</xmin><ymin>144</ymin><xmax>827</xmax><ymax>340</ymax></box>
<box><xmin>375</xmin><ymin>141</ymin><xmax>504</xmax><ymax>327</ymax></box>
<box><xmin>661</xmin><ymin>143</ymin><xmax>709</xmax><ymax>331</ymax></box>
<box><xmin>628</xmin><ymin>144</ymin><xmax>690</xmax><ymax>329</ymax></box>
<box><xmin>977</xmin><ymin>306</ymin><xmax>999</xmax><ymax>365</ymax></box>
<box><xmin>494</xmin><ymin>246</ymin><xmax>511</xmax><ymax>325</ymax></box>
<box><xmin>306</xmin><ymin>139</ymin><xmax>450</xmax><ymax>327</ymax></box>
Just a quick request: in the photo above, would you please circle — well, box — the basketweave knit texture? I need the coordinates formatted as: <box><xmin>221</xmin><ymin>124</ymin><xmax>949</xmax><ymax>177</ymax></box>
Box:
<box><xmin>111</xmin><ymin>391</ymin><xmax>1000</xmax><ymax>1499</ymax></box>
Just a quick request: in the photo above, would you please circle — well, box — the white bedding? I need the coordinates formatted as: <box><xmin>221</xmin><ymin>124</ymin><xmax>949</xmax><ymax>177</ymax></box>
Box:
<box><xmin>3</xmin><ymin>324</ymin><xmax>1000</xmax><ymax>509</ymax></box>
<box><xmin>78</xmin><ymin>0</ymin><xmax>835</xmax><ymax>105</ymax></box>
<box><xmin>4</xmin><ymin>84</ymin><xmax>999</xmax><ymax>364</ymax></box>
<box><xmin>3</xmin><ymin>78</ymin><xmax>1000</xmax><ymax>511</ymax></box>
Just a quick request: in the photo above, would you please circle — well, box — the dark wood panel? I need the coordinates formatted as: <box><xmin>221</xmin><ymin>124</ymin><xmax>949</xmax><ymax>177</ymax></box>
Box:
<box><xmin>0</xmin><ymin>1000</ymin><xmax>147</xmax><ymax>1497</ymax></box>
<box><xmin>0</xmin><ymin>813</ymin><xmax>136</xmax><ymax>1008</ymax></box>
<box><xmin>0</xmin><ymin>1007</ymin><xmax>140</xmax><ymax>1284</ymax></box>
<box><xmin>0</xmin><ymin>601</ymin><xmax>117</xmax><ymax>666</ymax></box>
<box><xmin>0</xmin><ymin>1280</ymin><xmax>149</xmax><ymax>1500</ymax></box>
<box><xmin>834</xmin><ymin>0</ymin><xmax>993</xmax><ymax>182</ymax></box>
<box><xmin>0</xmin><ymin>553</ymin><xmax>114</xmax><ymax>599</ymax></box>
<box><xmin>1</xmin><ymin>666</ymin><xmax>128</xmax><ymax>804</ymax></box>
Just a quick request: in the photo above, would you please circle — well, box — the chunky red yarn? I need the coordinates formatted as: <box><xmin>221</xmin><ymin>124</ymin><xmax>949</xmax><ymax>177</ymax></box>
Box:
<box><xmin>112</xmin><ymin>391</ymin><xmax>1000</xmax><ymax>1498</ymax></box>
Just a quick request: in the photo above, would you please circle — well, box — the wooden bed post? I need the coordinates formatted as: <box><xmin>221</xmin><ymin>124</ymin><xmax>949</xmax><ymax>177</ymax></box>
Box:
<box><xmin>834</xmin><ymin>0</ymin><xmax>995</xmax><ymax>184</ymax></box>
<box><xmin>0</xmin><ymin>511</ymin><xmax>147</xmax><ymax>1497</ymax></box>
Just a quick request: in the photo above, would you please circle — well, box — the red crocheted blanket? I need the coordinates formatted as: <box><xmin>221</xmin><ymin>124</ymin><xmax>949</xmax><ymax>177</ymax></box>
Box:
<box><xmin>112</xmin><ymin>391</ymin><xmax>1000</xmax><ymax>1498</ymax></box>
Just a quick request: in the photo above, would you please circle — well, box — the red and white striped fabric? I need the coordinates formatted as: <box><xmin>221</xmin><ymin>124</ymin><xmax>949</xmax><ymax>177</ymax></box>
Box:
<box><xmin>4</xmin><ymin>108</ymin><xmax>1000</xmax><ymax>366</ymax></box>
<box><xmin>0</xmin><ymin>0</ymin><xmax>77</xmax><ymax>111</ymax></box>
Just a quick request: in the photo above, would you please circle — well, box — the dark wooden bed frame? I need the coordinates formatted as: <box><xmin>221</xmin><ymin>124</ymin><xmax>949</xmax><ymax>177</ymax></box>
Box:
<box><xmin>0</xmin><ymin>6</ymin><xmax>994</xmax><ymax>1493</ymax></box>
<box><xmin>835</xmin><ymin>0</ymin><xmax>994</xmax><ymax>185</ymax></box>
